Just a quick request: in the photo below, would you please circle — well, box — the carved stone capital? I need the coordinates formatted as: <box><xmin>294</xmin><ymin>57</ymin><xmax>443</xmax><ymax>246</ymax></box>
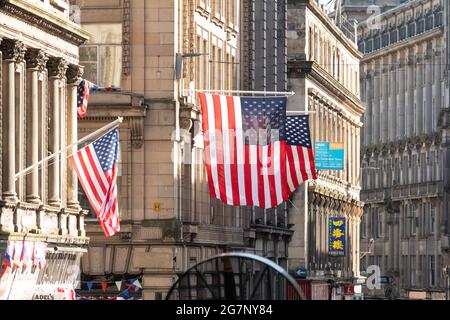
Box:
<box><xmin>66</xmin><ymin>64</ymin><xmax>84</xmax><ymax>84</ymax></box>
<box><xmin>0</xmin><ymin>39</ymin><xmax>26</xmax><ymax>63</ymax></box>
<box><xmin>25</xmin><ymin>48</ymin><xmax>48</xmax><ymax>72</ymax></box>
<box><xmin>47</xmin><ymin>57</ymin><xmax>68</xmax><ymax>79</ymax></box>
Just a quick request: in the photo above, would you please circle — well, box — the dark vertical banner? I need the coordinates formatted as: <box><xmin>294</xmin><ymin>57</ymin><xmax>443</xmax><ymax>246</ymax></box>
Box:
<box><xmin>328</xmin><ymin>217</ymin><xmax>346</xmax><ymax>257</ymax></box>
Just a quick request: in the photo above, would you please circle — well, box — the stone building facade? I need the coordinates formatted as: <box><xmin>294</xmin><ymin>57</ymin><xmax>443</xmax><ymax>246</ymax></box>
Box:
<box><xmin>355</xmin><ymin>0</ymin><xmax>449</xmax><ymax>299</ymax></box>
<box><xmin>286</xmin><ymin>0</ymin><xmax>365</xmax><ymax>288</ymax></box>
<box><xmin>74</xmin><ymin>0</ymin><xmax>250</xmax><ymax>300</ymax></box>
<box><xmin>239</xmin><ymin>0</ymin><xmax>293</xmax><ymax>283</ymax></box>
<box><xmin>0</xmin><ymin>0</ymin><xmax>89</xmax><ymax>299</ymax></box>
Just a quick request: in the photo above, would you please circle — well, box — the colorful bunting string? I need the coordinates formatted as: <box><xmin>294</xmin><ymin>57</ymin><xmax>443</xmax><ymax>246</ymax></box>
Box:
<box><xmin>76</xmin><ymin>277</ymin><xmax>143</xmax><ymax>300</ymax></box>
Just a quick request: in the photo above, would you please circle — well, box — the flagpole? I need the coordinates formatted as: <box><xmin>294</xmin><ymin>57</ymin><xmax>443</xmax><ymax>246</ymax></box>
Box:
<box><xmin>14</xmin><ymin>117</ymin><xmax>124</xmax><ymax>181</ymax></box>
<box><xmin>187</xmin><ymin>89</ymin><xmax>296</xmax><ymax>96</ymax></box>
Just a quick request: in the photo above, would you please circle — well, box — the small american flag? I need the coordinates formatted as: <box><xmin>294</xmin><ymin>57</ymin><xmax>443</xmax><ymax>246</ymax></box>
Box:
<box><xmin>70</xmin><ymin>129</ymin><xmax>120</xmax><ymax>237</ymax></box>
<box><xmin>286</xmin><ymin>115</ymin><xmax>317</xmax><ymax>192</ymax></box>
<box><xmin>77</xmin><ymin>79</ymin><xmax>95</xmax><ymax>119</ymax></box>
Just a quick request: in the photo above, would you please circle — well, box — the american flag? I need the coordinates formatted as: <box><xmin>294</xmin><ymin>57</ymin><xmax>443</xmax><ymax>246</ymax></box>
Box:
<box><xmin>199</xmin><ymin>93</ymin><xmax>316</xmax><ymax>209</ymax></box>
<box><xmin>77</xmin><ymin>79</ymin><xmax>95</xmax><ymax>119</ymax></box>
<box><xmin>286</xmin><ymin>115</ymin><xmax>317</xmax><ymax>192</ymax></box>
<box><xmin>69</xmin><ymin>129</ymin><xmax>120</xmax><ymax>237</ymax></box>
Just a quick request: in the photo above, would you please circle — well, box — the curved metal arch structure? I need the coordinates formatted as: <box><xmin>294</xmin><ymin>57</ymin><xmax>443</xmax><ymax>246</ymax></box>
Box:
<box><xmin>166</xmin><ymin>253</ymin><xmax>305</xmax><ymax>300</ymax></box>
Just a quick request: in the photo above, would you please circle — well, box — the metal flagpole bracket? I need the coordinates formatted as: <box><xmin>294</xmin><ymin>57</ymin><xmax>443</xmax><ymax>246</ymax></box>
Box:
<box><xmin>14</xmin><ymin>117</ymin><xmax>124</xmax><ymax>181</ymax></box>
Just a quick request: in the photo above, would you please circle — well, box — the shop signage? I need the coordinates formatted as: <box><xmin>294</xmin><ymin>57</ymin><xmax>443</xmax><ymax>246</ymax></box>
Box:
<box><xmin>343</xmin><ymin>284</ymin><xmax>354</xmax><ymax>295</ymax></box>
<box><xmin>328</xmin><ymin>217</ymin><xmax>346</xmax><ymax>257</ymax></box>
<box><xmin>315</xmin><ymin>142</ymin><xmax>344</xmax><ymax>170</ymax></box>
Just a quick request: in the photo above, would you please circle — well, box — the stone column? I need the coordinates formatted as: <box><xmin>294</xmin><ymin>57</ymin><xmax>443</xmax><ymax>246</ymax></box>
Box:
<box><xmin>0</xmin><ymin>39</ymin><xmax>26</xmax><ymax>202</ymax></box>
<box><xmin>381</xmin><ymin>64</ymin><xmax>389</xmax><ymax>143</ymax></box>
<box><xmin>25</xmin><ymin>49</ymin><xmax>48</xmax><ymax>204</ymax></box>
<box><xmin>424</xmin><ymin>49</ymin><xmax>433</xmax><ymax>134</ymax></box>
<box><xmin>364</xmin><ymin>71</ymin><xmax>373</xmax><ymax>145</ymax></box>
<box><xmin>47</xmin><ymin>58</ymin><xmax>67</xmax><ymax>207</ymax></box>
<box><xmin>415</xmin><ymin>52</ymin><xmax>424</xmax><ymax>135</ymax></box>
<box><xmin>373</xmin><ymin>66</ymin><xmax>380</xmax><ymax>143</ymax></box>
<box><xmin>389</xmin><ymin>61</ymin><xmax>397</xmax><ymax>141</ymax></box>
<box><xmin>66</xmin><ymin>65</ymin><xmax>84</xmax><ymax>209</ymax></box>
<box><xmin>397</xmin><ymin>57</ymin><xmax>406</xmax><ymax>139</ymax></box>
<box><xmin>406</xmin><ymin>52</ymin><xmax>415</xmax><ymax>137</ymax></box>
<box><xmin>433</xmin><ymin>48</ymin><xmax>442</xmax><ymax>132</ymax></box>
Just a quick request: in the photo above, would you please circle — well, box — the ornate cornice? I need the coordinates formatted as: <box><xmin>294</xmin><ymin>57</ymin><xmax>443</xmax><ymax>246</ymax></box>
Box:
<box><xmin>25</xmin><ymin>48</ymin><xmax>48</xmax><ymax>72</ymax></box>
<box><xmin>0</xmin><ymin>38</ymin><xmax>26</xmax><ymax>63</ymax></box>
<box><xmin>66</xmin><ymin>64</ymin><xmax>84</xmax><ymax>84</ymax></box>
<box><xmin>0</xmin><ymin>0</ymin><xmax>88</xmax><ymax>46</ymax></box>
<box><xmin>47</xmin><ymin>57</ymin><xmax>68</xmax><ymax>79</ymax></box>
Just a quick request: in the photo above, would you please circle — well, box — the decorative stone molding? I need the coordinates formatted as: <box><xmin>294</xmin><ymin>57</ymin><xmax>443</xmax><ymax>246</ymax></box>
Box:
<box><xmin>0</xmin><ymin>38</ymin><xmax>26</xmax><ymax>63</ymax></box>
<box><xmin>25</xmin><ymin>48</ymin><xmax>48</xmax><ymax>72</ymax></box>
<box><xmin>47</xmin><ymin>57</ymin><xmax>68</xmax><ymax>79</ymax></box>
<box><xmin>66</xmin><ymin>64</ymin><xmax>84</xmax><ymax>84</ymax></box>
<box><xmin>122</xmin><ymin>0</ymin><xmax>131</xmax><ymax>77</ymax></box>
<box><xmin>0</xmin><ymin>0</ymin><xmax>88</xmax><ymax>46</ymax></box>
<box><xmin>129</xmin><ymin>117</ymin><xmax>144</xmax><ymax>149</ymax></box>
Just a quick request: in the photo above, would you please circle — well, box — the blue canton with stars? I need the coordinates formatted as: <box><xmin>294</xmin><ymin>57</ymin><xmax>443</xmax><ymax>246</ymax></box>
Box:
<box><xmin>241</xmin><ymin>97</ymin><xmax>287</xmax><ymax>146</ymax></box>
<box><xmin>93</xmin><ymin>129</ymin><xmax>119</xmax><ymax>172</ymax></box>
<box><xmin>286</xmin><ymin>115</ymin><xmax>312</xmax><ymax>148</ymax></box>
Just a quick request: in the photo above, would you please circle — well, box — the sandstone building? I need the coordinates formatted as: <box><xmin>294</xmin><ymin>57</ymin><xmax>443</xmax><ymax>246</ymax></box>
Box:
<box><xmin>0</xmin><ymin>0</ymin><xmax>89</xmax><ymax>300</ymax></box>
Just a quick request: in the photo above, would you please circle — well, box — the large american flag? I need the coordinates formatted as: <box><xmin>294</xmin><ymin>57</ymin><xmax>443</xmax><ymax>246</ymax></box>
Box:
<box><xmin>69</xmin><ymin>129</ymin><xmax>120</xmax><ymax>237</ymax></box>
<box><xmin>199</xmin><ymin>93</ymin><xmax>317</xmax><ymax>209</ymax></box>
<box><xmin>77</xmin><ymin>79</ymin><xmax>94</xmax><ymax>119</ymax></box>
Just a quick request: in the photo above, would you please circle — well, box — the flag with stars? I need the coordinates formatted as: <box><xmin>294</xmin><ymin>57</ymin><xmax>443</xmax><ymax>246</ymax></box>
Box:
<box><xmin>286</xmin><ymin>115</ymin><xmax>317</xmax><ymax>192</ymax></box>
<box><xmin>77</xmin><ymin>79</ymin><xmax>95</xmax><ymax>119</ymax></box>
<box><xmin>69</xmin><ymin>128</ymin><xmax>120</xmax><ymax>237</ymax></box>
<box><xmin>199</xmin><ymin>93</ymin><xmax>291</xmax><ymax>209</ymax></box>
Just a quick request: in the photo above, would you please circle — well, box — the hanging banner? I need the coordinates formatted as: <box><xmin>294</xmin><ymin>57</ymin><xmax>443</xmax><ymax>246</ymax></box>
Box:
<box><xmin>315</xmin><ymin>142</ymin><xmax>344</xmax><ymax>170</ymax></box>
<box><xmin>328</xmin><ymin>217</ymin><xmax>346</xmax><ymax>257</ymax></box>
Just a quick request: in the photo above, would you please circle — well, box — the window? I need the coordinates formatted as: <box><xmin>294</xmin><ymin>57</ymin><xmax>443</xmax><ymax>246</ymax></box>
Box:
<box><xmin>358</xmin><ymin>41</ymin><xmax>365</xmax><ymax>53</ymax></box>
<box><xmin>410</xmin><ymin>255</ymin><xmax>416</xmax><ymax>287</ymax></box>
<box><xmin>425</xmin><ymin>15</ymin><xmax>434</xmax><ymax>31</ymax></box>
<box><xmin>412</xmin><ymin>155</ymin><xmax>418</xmax><ymax>183</ymax></box>
<box><xmin>417</xmin><ymin>19</ymin><xmax>425</xmax><ymax>34</ymax></box>
<box><xmin>374</xmin><ymin>37</ymin><xmax>381</xmax><ymax>51</ymax></box>
<box><xmin>365</xmin><ymin>39</ymin><xmax>373</xmax><ymax>53</ymax></box>
<box><xmin>372</xmin><ymin>207</ymin><xmax>383</xmax><ymax>239</ymax></box>
<box><xmin>79</xmin><ymin>24</ymin><xmax>122</xmax><ymax>87</ymax></box>
<box><xmin>394</xmin><ymin>158</ymin><xmax>400</xmax><ymax>185</ymax></box>
<box><xmin>390</xmin><ymin>29</ymin><xmax>398</xmax><ymax>44</ymax></box>
<box><xmin>429</xmin><ymin>204</ymin><xmax>436</xmax><ymax>235</ymax></box>
<box><xmin>377</xmin><ymin>209</ymin><xmax>383</xmax><ymax>238</ymax></box>
<box><xmin>408</xmin><ymin>22</ymin><xmax>416</xmax><ymax>37</ymax></box>
<box><xmin>399</xmin><ymin>26</ymin><xmax>407</xmax><ymax>41</ymax></box>
<box><xmin>435</xmin><ymin>12</ymin><xmax>443</xmax><ymax>27</ymax></box>
<box><xmin>402</xmin><ymin>155</ymin><xmax>409</xmax><ymax>185</ymax></box>
<box><xmin>420</xmin><ymin>153</ymin><xmax>427</xmax><ymax>183</ymax></box>
<box><xmin>214</xmin><ymin>0</ymin><xmax>224</xmax><ymax>18</ymax></box>
<box><xmin>361</xmin><ymin>210</ymin><xmax>367</xmax><ymax>239</ymax></box>
<box><xmin>382</xmin><ymin>32</ymin><xmax>389</xmax><ymax>47</ymax></box>
<box><xmin>428</xmin><ymin>255</ymin><xmax>435</xmax><ymax>287</ymax></box>
<box><xmin>409</xmin><ymin>204</ymin><xmax>417</xmax><ymax>236</ymax></box>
